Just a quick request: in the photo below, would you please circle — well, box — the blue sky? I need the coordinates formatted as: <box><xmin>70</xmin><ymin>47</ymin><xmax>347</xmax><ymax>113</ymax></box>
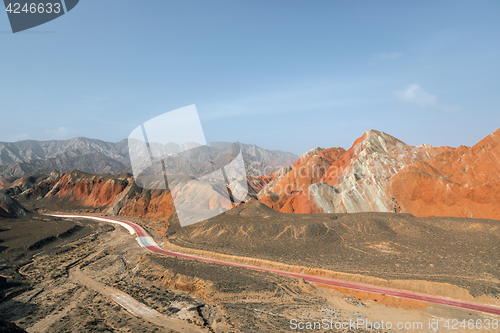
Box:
<box><xmin>1</xmin><ymin>0</ymin><xmax>500</xmax><ymax>155</ymax></box>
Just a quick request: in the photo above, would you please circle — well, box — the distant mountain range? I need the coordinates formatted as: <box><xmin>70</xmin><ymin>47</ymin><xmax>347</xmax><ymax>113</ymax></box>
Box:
<box><xmin>0</xmin><ymin>137</ymin><xmax>298</xmax><ymax>180</ymax></box>
<box><xmin>0</xmin><ymin>138</ymin><xmax>130</xmax><ymax>177</ymax></box>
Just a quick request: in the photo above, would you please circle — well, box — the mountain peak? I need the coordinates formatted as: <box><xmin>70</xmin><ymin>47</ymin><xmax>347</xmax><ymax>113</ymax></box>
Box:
<box><xmin>292</xmin><ymin>147</ymin><xmax>325</xmax><ymax>168</ymax></box>
<box><xmin>350</xmin><ymin>129</ymin><xmax>408</xmax><ymax>155</ymax></box>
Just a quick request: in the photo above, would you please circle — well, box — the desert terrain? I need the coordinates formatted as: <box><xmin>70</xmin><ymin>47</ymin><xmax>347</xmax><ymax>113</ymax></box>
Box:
<box><xmin>1</xmin><ymin>204</ymin><xmax>499</xmax><ymax>332</ymax></box>
<box><xmin>168</xmin><ymin>200</ymin><xmax>500</xmax><ymax>299</ymax></box>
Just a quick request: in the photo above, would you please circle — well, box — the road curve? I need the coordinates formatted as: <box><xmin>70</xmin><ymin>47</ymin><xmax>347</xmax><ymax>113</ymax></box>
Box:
<box><xmin>49</xmin><ymin>213</ymin><xmax>500</xmax><ymax>317</ymax></box>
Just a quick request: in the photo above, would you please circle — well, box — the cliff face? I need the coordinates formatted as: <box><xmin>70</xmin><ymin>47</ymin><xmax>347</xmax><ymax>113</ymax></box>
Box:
<box><xmin>257</xmin><ymin>129</ymin><xmax>500</xmax><ymax>220</ymax></box>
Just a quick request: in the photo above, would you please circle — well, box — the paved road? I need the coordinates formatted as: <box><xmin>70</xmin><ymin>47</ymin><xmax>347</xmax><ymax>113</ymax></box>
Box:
<box><xmin>50</xmin><ymin>214</ymin><xmax>500</xmax><ymax>317</ymax></box>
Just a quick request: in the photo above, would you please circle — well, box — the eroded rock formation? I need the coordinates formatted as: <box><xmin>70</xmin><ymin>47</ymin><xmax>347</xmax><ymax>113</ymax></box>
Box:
<box><xmin>257</xmin><ymin>129</ymin><xmax>500</xmax><ymax>220</ymax></box>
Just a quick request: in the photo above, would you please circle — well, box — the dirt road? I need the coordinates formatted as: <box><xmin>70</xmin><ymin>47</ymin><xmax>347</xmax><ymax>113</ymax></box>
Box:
<box><xmin>48</xmin><ymin>214</ymin><xmax>500</xmax><ymax>317</ymax></box>
<box><xmin>68</xmin><ymin>266</ymin><xmax>207</xmax><ymax>333</ymax></box>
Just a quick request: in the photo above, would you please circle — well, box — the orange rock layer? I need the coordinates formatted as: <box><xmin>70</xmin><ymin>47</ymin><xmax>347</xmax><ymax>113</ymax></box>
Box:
<box><xmin>9</xmin><ymin>170</ymin><xmax>177</xmax><ymax>226</ymax></box>
<box><xmin>259</xmin><ymin>128</ymin><xmax>500</xmax><ymax>220</ymax></box>
<box><xmin>387</xmin><ymin>129</ymin><xmax>500</xmax><ymax>219</ymax></box>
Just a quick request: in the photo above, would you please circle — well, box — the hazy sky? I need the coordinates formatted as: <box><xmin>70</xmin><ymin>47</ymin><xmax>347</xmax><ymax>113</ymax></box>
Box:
<box><xmin>1</xmin><ymin>0</ymin><xmax>500</xmax><ymax>154</ymax></box>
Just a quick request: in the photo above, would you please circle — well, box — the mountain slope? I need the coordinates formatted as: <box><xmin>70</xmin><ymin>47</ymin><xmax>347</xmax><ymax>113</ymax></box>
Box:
<box><xmin>387</xmin><ymin>129</ymin><xmax>500</xmax><ymax>219</ymax></box>
<box><xmin>256</xmin><ymin>129</ymin><xmax>500</xmax><ymax>220</ymax></box>
<box><xmin>259</xmin><ymin>147</ymin><xmax>346</xmax><ymax>213</ymax></box>
<box><xmin>0</xmin><ymin>192</ymin><xmax>28</xmax><ymax>218</ymax></box>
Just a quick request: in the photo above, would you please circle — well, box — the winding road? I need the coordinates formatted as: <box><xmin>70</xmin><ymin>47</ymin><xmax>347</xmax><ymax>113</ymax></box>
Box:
<box><xmin>49</xmin><ymin>214</ymin><xmax>500</xmax><ymax>317</ymax></box>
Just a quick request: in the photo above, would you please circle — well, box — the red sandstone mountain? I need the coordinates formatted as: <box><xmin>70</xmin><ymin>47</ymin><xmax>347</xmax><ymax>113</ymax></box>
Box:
<box><xmin>258</xmin><ymin>147</ymin><xmax>346</xmax><ymax>213</ymax></box>
<box><xmin>5</xmin><ymin>171</ymin><xmax>176</xmax><ymax>230</ymax></box>
<box><xmin>388</xmin><ymin>129</ymin><xmax>500</xmax><ymax>219</ymax></box>
<box><xmin>257</xmin><ymin>129</ymin><xmax>500</xmax><ymax>220</ymax></box>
